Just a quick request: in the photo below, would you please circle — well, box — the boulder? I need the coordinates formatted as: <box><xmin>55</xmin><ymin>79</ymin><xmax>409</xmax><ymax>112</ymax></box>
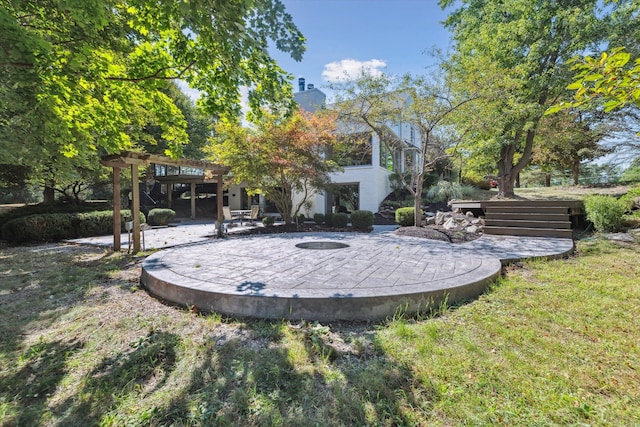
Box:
<box><xmin>435</xmin><ymin>211</ymin><xmax>447</xmax><ymax>225</ymax></box>
<box><xmin>443</xmin><ymin>217</ymin><xmax>458</xmax><ymax>230</ymax></box>
<box><xmin>425</xmin><ymin>216</ymin><xmax>436</xmax><ymax>225</ymax></box>
<box><xmin>465</xmin><ymin>211</ymin><xmax>474</xmax><ymax>218</ymax></box>
<box><xmin>466</xmin><ymin>225</ymin><xmax>480</xmax><ymax>234</ymax></box>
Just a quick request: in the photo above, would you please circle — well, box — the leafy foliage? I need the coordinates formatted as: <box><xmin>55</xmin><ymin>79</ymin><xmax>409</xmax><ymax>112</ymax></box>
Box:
<box><xmin>147</xmin><ymin>208</ymin><xmax>175</xmax><ymax>226</ymax></box>
<box><xmin>209</xmin><ymin>109</ymin><xmax>339</xmax><ymax>223</ymax></box>
<box><xmin>350</xmin><ymin>210</ymin><xmax>374</xmax><ymax>231</ymax></box>
<box><xmin>395</xmin><ymin>207</ymin><xmax>421</xmax><ymax>227</ymax></box>
<box><xmin>441</xmin><ymin>0</ymin><xmax>616</xmax><ymax>196</ymax></box>
<box><xmin>584</xmin><ymin>195</ymin><xmax>626</xmax><ymax>232</ymax></box>
<box><xmin>332</xmin><ymin>212</ymin><xmax>349</xmax><ymax>228</ymax></box>
<box><xmin>533</xmin><ymin>110</ymin><xmax>611</xmax><ymax>185</ymax></box>
<box><xmin>1</xmin><ymin>210</ymin><xmax>145</xmax><ymax>244</ymax></box>
<box><xmin>425</xmin><ymin>181</ymin><xmax>464</xmax><ymax>203</ymax></box>
<box><xmin>0</xmin><ymin>201</ymin><xmax>109</xmax><ymax>229</ymax></box>
<box><xmin>548</xmin><ymin>48</ymin><xmax>640</xmax><ymax>115</ymax></box>
<box><xmin>0</xmin><ymin>0</ymin><xmax>306</xmax><ymax>202</ymax></box>
<box><xmin>262</xmin><ymin>216</ymin><xmax>275</xmax><ymax>227</ymax></box>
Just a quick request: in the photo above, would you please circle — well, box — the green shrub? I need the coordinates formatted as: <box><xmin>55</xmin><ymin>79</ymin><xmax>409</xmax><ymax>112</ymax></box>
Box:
<box><xmin>395</xmin><ymin>207</ymin><xmax>421</xmax><ymax>226</ymax></box>
<box><xmin>313</xmin><ymin>213</ymin><xmax>325</xmax><ymax>224</ymax></box>
<box><xmin>0</xmin><ymin>201</ymin><xmax>110</xmax><ymax>229</ymax></box>
<box><xmin>426</xmin><ymin>181</ymin><xmax>463</xmax><ymax>203</ymax></box>
<box><xmin>262</xmin><ymin>216</ymin><xmax>275</xmax><ymax>227</ymax></box>
<box><xmin>1</xmin><ymin>210</ymin><xmax>145</xmax><ymax>244</ymax></box>
<box><xmin>147</xmin><ymin>208</ymin><xmax>175</xmax><ymax>226</ymax></box>
<box><xmin>584</xmin><ymin>195</ymin><xmax>626</xmax><ymax>232</ymax></box>
<box><xmin>619</xmin><ymin>187</ymin><xmax>640</xmax><ymax>211</ymax></box>
<box><xmin>297</xmin><ymin>213</ymin><xmax>306</xmax><ymax>222</ymax></box>
<box><xmin>332</xmin><ymin>212</ymin><xmax>349</xmax><ymax>228</ymax></box>
<box><xmin>325</xmin><ymin>212</ymin><xmax>333</xmax><ymax>227</ymax></box>
<box><xmin>350</xmin><ymin>210</ymin><xmax>374</xmax><ymax>231</ymax></box>
<box><xmin>463</xmin><ymin>177</ymin><xmax>492</xmax><ymax>190</ymax></box>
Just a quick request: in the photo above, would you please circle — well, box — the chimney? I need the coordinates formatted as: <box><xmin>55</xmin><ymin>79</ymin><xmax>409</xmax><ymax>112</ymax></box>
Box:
<box><xmin>298</xmin><ymin>77</ymin><xmax>306</xmax><ymax>92</ymax></box>
<box><xmin>307</xmin><ymin>83</ymin><xmax>314</xmax><ymax>90</ymax></box>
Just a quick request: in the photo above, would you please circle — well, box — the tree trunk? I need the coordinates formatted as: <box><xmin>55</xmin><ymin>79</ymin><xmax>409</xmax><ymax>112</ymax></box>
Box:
<box><xmin>545</xmin><ymin>173</ymin><xmax>551</xmax><ymax>187</ymax></box>
<box><xmin>496</xmin><ymin>129</ymin><xmax>536</xmax><ymax>198</ymax></box>
<box><xmin>43</xmin><ymin>184</ymin><xmax>55</xmax><ymax>204</ymax></box>
<box><xmin>497</xmin><ymin>144</ymin><xmax>516</xmax><ymax>198</ymax></box>
<box><xmin>413</xmin><ymin>174</ymin><xmax>424</xmax><ymax>227</ymax></box>
<box><xmin>572</xmin><ymin>160</ymin><xmax>580</xmax><ymax>186</ymax></box>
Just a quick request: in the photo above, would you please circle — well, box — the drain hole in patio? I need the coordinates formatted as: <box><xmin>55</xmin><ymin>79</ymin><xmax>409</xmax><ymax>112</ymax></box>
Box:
<box><xmin>295</xmin><ymin>241</ymin><xmax>350</xmax><ymax>250</ymax></box>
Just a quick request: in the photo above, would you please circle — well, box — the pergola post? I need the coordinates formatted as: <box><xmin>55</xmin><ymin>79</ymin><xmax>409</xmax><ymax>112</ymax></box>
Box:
<box><xmin>167</xmin><ymin>183</ymin><xmax>173</xmax><ymax>209</ymax></box>
<box><xmin>112</xmin><ymin>167</ymin><xmax>121</xmax><ymax>251</ymax></box>
<box><xmin>131</xmin><ymin>164</ymin><xmax>141</xmax><ymax>253</ymax></box>
<box><xmin>216</xmin><ymin>172</ymin><xmax>224</xmax><ymax>237</ymax></box>
<box><xmin>101</xmin><ymin>151</ymin><xmax>230</xmax><ymax>248</ymax></box>
<box><xmin>190</xmin><ymin>182</ymin><xmax>196</xmax><ymax>219</ymax></box>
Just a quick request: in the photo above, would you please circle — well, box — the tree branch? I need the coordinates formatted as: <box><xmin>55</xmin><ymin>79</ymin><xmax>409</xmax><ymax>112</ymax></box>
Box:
<box><xmin>106</xmin><ymin>61</ymin><xmax>196</xmax><ymax>83</ymax></box>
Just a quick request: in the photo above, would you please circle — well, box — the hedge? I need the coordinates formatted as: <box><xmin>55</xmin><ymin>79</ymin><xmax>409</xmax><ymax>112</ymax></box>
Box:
<box><xmin>395</xmin><ymin>207</ymin><xmax>422</xmax><ymax>226</ymax></box>
<box><xmin>584</xmin><ymin>195</ymin><xmax>626</xmax><ymax>232</ymax></box>
<box><xmin>0</xmin><ymin>201</ymin><xmax>110</xmax><ymax>229</ymax></box>
<box><xmin>332</xmin><ymin>212</ymin><xmax>349</xmax><ymax>228</ymax></box>
<box><xmin>1</xmin><ymin>210</ymin><xmax>145</xmax><ymax>244</ymax></box>
<box><xmin>350</xmin><ymin>210</ymin><xmax>374</xmax><ymax>231</ymax></box>
<box><xmin>147</xmin><ymin>208</ymin><xmax>175</xmax><ymax>226</ymax></box>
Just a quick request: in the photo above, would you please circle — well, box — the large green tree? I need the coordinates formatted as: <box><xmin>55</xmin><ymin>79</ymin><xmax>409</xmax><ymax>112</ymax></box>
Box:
<box><xmin>533</xmin><ymin>111</ymin><xmax>610</xmax><ymax>185</ymax></box>
<box><xmin>440</xmin><ymin>0</ymin><xmax>617</xmax><ymax>197</ymax></box>
<box><xmin>0</xmin><ymin>0</ymin><xmax>304</xmax><ymax>200</ymax></box>
<box><xmin>209</xmin><ymin>109</ymin><xmax>339</xmax><ymax>224</ymax></box>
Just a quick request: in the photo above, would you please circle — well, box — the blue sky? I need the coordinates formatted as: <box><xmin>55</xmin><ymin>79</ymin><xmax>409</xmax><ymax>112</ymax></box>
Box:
<box><xmin>269</xmin><ymin>0</ymin><xmax>455</xmax><ymax>100</ymax></box>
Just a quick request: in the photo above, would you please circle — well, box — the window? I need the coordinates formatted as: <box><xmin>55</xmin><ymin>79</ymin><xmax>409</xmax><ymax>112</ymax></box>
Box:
<box><xmin>331</xmin><ymin>132</ymin><xmax>372</xmax><ymax>166</ymax></box>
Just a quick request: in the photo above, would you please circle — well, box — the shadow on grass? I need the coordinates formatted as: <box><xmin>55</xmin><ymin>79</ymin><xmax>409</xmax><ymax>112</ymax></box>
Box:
<box><xmin>0</xmin><ymin>245</ymin><xmax>436</xmax><ymax>425</ymax></box>
<box><xmin>138</xmin><ymin>321</ymin><xmax>433</xmax><ymax>426</ymax></box>
<box><xmin>0</xmin><ymin>339</ymin><xmax>85</xmax><ymax>425</ymax></box>
<box><xmin>53</xmin><ymin>331</ymin><xmax>180</xmax><ymax>425</ymax></box>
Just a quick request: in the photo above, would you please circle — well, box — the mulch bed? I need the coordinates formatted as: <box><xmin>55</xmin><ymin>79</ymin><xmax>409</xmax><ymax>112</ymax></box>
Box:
<box><xmin>228</xmin><ymin>222</ymin><xmax>482</xmax><ymax>244</ymax></box>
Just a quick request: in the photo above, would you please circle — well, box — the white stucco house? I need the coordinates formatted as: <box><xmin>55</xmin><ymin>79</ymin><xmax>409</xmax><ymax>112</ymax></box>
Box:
<box><xmin>221</xmin><ymin>77</ymin><xmax>420</xmax><ymax>219</ymax></box>
<box><xmin>292</xmin><ymin>78</ymin><xmax>420</xmax><ymax>217</ymax></box>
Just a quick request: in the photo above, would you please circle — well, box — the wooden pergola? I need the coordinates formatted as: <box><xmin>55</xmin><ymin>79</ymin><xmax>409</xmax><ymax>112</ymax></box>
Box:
<box><xmin>101</xmin><ymin>151</ymin><xmax>230</xmax><ymax>252</ymax></box>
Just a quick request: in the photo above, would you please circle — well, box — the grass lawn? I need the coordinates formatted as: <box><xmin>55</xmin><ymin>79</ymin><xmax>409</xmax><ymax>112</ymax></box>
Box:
<box><xmin>1</xmin><ymin>183</ymin><xmax>639</xmax><ymax>426</ymax></box>
<box><xmin>1</xmin><ymin>236</ymin><xmax>638</xmax><ymax>426</ymax></box>
<box><xmin>466</xmin><ymin>183</ymin><xmax>637</xmax><ymax>201</ymax></box>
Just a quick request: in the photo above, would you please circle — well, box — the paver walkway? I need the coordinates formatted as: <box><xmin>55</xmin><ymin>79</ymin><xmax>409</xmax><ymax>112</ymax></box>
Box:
<box><xmin>124</xmin><ymin>223</ymin><xmax>574</xmax><ymax>321</ymax></box>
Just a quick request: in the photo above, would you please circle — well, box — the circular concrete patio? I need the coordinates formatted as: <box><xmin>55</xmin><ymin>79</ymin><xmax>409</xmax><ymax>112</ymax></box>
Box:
<box><xmin>141</xmin><ymin>231</ymin><xmax>504</xmax><ymax>321</ymax></box>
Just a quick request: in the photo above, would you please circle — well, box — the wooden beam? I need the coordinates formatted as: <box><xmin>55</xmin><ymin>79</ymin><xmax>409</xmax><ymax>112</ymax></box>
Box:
<box><xmin>216</xmin><ymin>173</ymin><xmax>224</xmax><ymax>237</ymax></box>
<box><xmin>131</xmin><ymin>165</ymin><xmax>141</xmax><ymax>253</ymax></box>
<box><xmin>101</xmin><ymin>151</ymin><xmax>229</xmax><ymax>174</ymax></box>
<box><xmin>112</xmin><ymin>168</ymin><xmax>121</xmax><ymax>251</ymax></box>
<box><xmin>190</xmin><ymin>182</ymin><xmax>196</xmax><ymax>219</ymax></box>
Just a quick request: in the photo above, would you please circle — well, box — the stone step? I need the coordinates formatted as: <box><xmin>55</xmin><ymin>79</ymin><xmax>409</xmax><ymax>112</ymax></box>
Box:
<box><xmin>485</xmin><ymin>212</ymin><xmax>569</xmax><ymax>222</ymax></box>
<box><xmin>485</xmin><ymin>219</ymin><xmax>572</xmax><ymax>229</ymax></box>
<box><xmin>484</xmin><ymin>226</ymin><xmax>574</xmax><ymax>239</ymax></box>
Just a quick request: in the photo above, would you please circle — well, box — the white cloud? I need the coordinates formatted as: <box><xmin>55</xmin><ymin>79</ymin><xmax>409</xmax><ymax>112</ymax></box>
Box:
<box><xmin>322</xmin><ymin>58</ymin><xmax>387</xmax><ymax>82</ymax></box>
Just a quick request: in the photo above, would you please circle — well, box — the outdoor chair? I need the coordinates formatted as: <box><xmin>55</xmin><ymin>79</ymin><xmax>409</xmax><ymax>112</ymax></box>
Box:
<box><xmin>249</xmin><ymin>205</ymin><xmax>260</xmax><ymax>224</ymax></box>
<box><xmin>223</xmin><ymin>206</ymin><xmax>239</xmax><ymax>225</ymax></box>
